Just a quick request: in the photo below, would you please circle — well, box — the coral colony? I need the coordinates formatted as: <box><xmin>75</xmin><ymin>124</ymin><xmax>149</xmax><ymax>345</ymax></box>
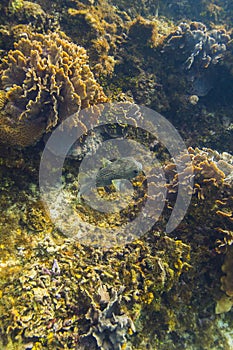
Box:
<box><xmin>0</xmin><ymin>1</ymin><xmax>233</xmax><ymax>349</ymax></box>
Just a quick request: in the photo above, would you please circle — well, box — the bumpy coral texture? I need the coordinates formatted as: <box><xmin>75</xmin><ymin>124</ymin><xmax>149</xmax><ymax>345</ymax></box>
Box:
<box><xmin>216</xmin><ymin>245</ymin><xmax>233</xmax><ymax>314</ymax></box>
<box><xmin>164</xmin><ymin>21</ymin><xmax>230</xmax><ymax>70</ymax></box>
<box><xmin>0</xmin><ymin>32</ymin><xmax>107</xmax><ymax>147</ymax></box>
<box><xmin>65</xmin><ymin>0</ymin><xmax>130</xmax><ymax>77</ymax></box>
<box><xmin>78</xmin><ymin>286</ymin><xmax>135</xmax><ymax>350</ymax></box>
<box><xmin>221</xmin><ymin>245</ymin><xmax>233</xmax><ymax>297</ymax></box>
<box><xmin>163</xmin><ymin>22</ymin><xmax>231</xmax><ymax>96</ymax></box>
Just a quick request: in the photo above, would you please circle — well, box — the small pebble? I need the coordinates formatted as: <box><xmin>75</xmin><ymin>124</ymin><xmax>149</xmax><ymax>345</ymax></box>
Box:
<box><xmin>189</xmin><ymin>95</ymin><xmax>199</xmax><ymax>105</ymax></box>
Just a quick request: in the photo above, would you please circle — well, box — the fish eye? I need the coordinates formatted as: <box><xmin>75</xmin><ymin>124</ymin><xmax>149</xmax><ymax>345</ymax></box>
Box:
<box><xmin>133</xmin><ymin>169</ymin><xmax>139</xmax><ymax>175</ymax></box>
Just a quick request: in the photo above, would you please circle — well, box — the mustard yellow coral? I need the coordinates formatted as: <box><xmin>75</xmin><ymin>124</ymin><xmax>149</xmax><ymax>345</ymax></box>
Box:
<box><xmin>0</xmin><ymin>31</ymin><xmax>107</xmax><ymax>147</ymax></box>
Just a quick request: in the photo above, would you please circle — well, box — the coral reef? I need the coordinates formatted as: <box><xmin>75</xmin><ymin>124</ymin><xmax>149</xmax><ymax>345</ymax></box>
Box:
<box><xmin>0</xmin><ymin>0</ymin><xmax>233</xmax><ymax>349</ymax></box>
<box><xmin>61</xmin><ymin>0</ymin><xmax>131</xmax><ymax>77</ymax></box>
<box><xmin>0</xmin><ymin>0</ymin><xmax>56</xmax><ymax>33</ymax></box>
<box><xmin>164</xmin><ymin>21</ymin><xmax>230</xmax><ymax>70</ymax></box>
<box><xmin>221</xmin><ymin>244</ymin><xmax>233</xmax><ymax>296</ymax></box>
<box><xmin>163</xmin><ymin>21</ymin><xmax>231</xmax><ymax>96</ymax></box>
<box><xmin>106</xmin><ymin>16</ymin><xmax>173</xmax><ymax>109</ymax></box>
<box><xmin>8</xmin><ymin>0</ymin><xmax>45</xmax><ymax>22</ymax></box>
<box><xmin>0</xmin><ymin>232</ymin><xmax>190</xmax><ymax>349</ymax></box>
<box><xmin>215</xmin><ymin>244</ymin><xmax>233</xmax><ymax>314</ymax></box>
<box><xmin>78</xmin><ymin>286</ymin><xmax>135</xmax><ymax>350</ymax></box>
<box><xmin>106</xmin><ymin>15</ymin><xmax>232</xmax><ymax>150</ymax></box>
<box><xmin>0</xmin><ymin>31</ymin><xmax>107</xmax><ymax>147</ymax></box>
<box><xmin>109</xmin><ymin>0</ymin><xmax>233</xmax><ymax>28</ymax></box>
<box><xmin>16</xmin><ymin>2</ymin><xmax>230</xmax><ymax>154</ymax></box>
<box><xmin>0</xmin><ymin>143</ymin><xmax>233</xmax><ymax>349</ymax></box>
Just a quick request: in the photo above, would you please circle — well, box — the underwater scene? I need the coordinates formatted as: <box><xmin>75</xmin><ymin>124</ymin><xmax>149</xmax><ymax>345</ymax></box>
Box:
<box><xmin>0</xmin><ymin>0</ymin><xmax>233</xmax><ymax>349</ymax></box>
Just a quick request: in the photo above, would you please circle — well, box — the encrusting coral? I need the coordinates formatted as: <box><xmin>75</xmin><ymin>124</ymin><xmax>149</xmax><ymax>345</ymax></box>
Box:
<box><xmin>215</xmin><ymin>244</ymin><xmax>233</xmax><ymax>314</ymax></box>
<box><xmin>0</xmin><ymin>139</ymin><xmax>233</xmax><ymax>349</ymax></box>
<box><xmin>0</xmin><ymin>31</ymin><xmax>107</xmax><ymax>147</ymax></box>
<box><xmin>77</xmin><ymin>286</ymin><xmax>136</xmax><ymax>350</ymax></box>
<box><xmin>0</xmin><ymin>231</ymin><xmax>190</xmax><ymax>349</ymax></box>
<box><xmin>164</xmin><ymin>21</ymin><xmax>231</xmax><ymax>70</ymax></box>
<box><xmin>221</xmin><ymin>245</ymin><xmax>233</xmax><ymax>295</ymax></box>
<box><xmin>162</xmin><ymin>21</ymin><xmax>231</xmax><ymax>97</ymax></box>
<box><xmin>63</xmin><ymin>0</ymin><xmax>131</xmax><ymax>77</ymax></box>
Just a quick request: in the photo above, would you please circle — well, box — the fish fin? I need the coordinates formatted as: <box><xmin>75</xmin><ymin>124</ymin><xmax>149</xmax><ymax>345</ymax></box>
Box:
<box><xmin>78</xmin><ymin>172</ymin><xmax>86</xmax><ymax>182</ymax></box>
<box><xmin>76</xmin><ymin>191</ymin><xmax>82</xmax><ymax>204</ymax></box>
<box><xmin>112</xmin><ymin>179</ymin><xmax>132</xmax><ymax>192</ymax></box>
<box><xmin>112</xmin><ymin>179</ymin><xmax>122</xmax><ymax>191</ymax></box>
<box><xmin>77</xmin><ymin>180</ymin><xmax>94</xmax><ymax>200</ymax></box>
<box><xmin>102</xmin><ymin>158</ymin><xmax>112</xmax><ymax>167</ymax></box>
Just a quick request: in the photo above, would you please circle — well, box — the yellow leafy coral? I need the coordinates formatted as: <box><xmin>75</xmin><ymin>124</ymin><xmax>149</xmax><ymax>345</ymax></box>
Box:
<box><xmin>0</xmin><ymin>31</ymin><xmax>107</xmax><ymax>147</ymax></box>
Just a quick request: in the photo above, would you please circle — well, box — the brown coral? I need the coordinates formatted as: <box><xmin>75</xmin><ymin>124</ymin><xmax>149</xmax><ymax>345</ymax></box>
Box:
<box><xmin>0</xmin><ymin>31</ymin><xmax>107</xmax><ymax>147</ymax></box>
<box><xmin>221</xmin><ymin>245</ymin><xmax>233</xmax><ymax>297</ymax></box>
<box><xmin>64</xmin><ymin>0</ymin><xmax>131</xmax><ymax>77</ymax></box>
<box><xmin>77</xmin><ymin>286</ymin><xmax>135</xmax><ymax>350</ymax></box>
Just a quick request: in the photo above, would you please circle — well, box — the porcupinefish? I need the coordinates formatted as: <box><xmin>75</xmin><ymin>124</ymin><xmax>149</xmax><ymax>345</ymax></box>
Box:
<box><xmin>77</xmin><ymin>157</ymin><xmax>143</xmax><ymax>200</ymax></box>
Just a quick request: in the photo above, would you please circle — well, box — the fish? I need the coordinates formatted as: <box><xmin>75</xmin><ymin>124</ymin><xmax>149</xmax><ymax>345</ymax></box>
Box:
<box><xmin>77</xmin><ymin>157</ymin><xmax>143</xmax><ymax>200</ymax></box>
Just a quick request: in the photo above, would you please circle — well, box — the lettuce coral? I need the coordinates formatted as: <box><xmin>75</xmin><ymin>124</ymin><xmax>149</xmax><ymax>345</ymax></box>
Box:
<box><xmin>0</xmin><ymin>31</ymin><xmax>107</xmax><ymax>147</ymax></box>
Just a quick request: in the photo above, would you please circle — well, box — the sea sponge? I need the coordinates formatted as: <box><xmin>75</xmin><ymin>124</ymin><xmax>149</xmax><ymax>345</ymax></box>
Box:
<box><xmin>0</xmin><ymin>31</ymin><xmax>107</xmax><ymax>147</ymax></box>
